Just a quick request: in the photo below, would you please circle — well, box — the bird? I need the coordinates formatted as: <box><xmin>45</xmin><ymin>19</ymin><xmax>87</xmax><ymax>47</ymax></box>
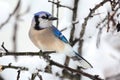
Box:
<box><xmin>29</xmin><ymin>11</ymin><xmax>93</xmax><ymax>69</ymax></box>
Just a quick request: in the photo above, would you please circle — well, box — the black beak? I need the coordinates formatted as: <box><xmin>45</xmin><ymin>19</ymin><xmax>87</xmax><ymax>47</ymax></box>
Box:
<box><xmin>48</xmin><ymin>17</ymin><xmax>58</xmax><ymax>20</ymax></box>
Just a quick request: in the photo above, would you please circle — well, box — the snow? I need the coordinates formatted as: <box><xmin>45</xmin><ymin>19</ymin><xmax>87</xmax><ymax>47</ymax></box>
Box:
<box><xmin>0</xmin><ymin>0</ymin><xmax>120</xmax><ymax>80</ymax></box>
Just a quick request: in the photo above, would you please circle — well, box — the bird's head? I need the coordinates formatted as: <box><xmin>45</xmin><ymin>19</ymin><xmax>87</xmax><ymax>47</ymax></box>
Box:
<box><xmin>32</xmin><ymin>11</ymin><xmax>58</xmax><ymax>30</ymax></box>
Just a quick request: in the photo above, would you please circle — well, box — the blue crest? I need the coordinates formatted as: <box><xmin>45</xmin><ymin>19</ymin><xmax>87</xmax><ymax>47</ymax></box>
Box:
<box><xmin>34</xmin><ymin>11</ymin><xmax>51</xmax><ymax>16</ymax></box>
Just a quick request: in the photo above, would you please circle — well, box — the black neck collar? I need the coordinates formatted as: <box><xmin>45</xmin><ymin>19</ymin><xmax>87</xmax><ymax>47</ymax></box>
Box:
<box><xmin>34</xmin><ymin>25</ymin><xmax>44</xmax><ymax>30</ymax></box>
<box><xmin>34</xmin><ymin>15</ymin><xmax>44</xmax><ymax>30</ymax></box>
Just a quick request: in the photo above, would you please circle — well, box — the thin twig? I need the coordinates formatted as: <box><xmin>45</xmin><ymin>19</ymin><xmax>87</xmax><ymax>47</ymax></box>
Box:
<box><xmin>60</xmin><ymin>21</ymin><xmax>79</xmax><ymax>32</ymax></box>
<box><xmin>30</xmin><ymin>70</ymin><xmax>43</xmax><ymax>80</ymax></box>
<box><xmin>56</xmin><ymin>0</ymin><xmax>60</xmax><ymax>28</ymax></box>
<box><xmin>31</xmin><ymin>73</ymin><xmax>36</xmax><ymax>80</ymax></box>
<box><xmin>96</xmin><ymin>28</ymin><xmax>103</xmax><ymax>48</ymax></box>
<box><xmin>78</xmin><ymin>0</ymin><xmax>110</xmax><ymax>53</ymax></box>
<box><xmin>51</xmin><ymin>0</ymin><xmax>55</xmax><ymax>15</ymax></box>
<box><xmin>71</xmin><ymin>38</ymin><xmax>79</xmax><ymax>46</ymax></box>
<box><xmin>36</xmin><ymin>73</ymin><xmax>43</xmax><ymax>80</ymax></box>
<box><xmin>48</xmin><ymin>0</ymin><xmax>73</xmax><ymax>10</ymax></box>
<box><xmin>17</xmin><ymin>70</ymin><xmax>21</xmax><ymax>80</ymax></box>
<box><xmin>1</xmin><ymin>63</ymin><xmax>28</xmax><ymax>71</ymax></box>
<box><xmin>1</xmin><ymin>42</ymin><xmax>8</xmax><ymax>53</ymax></box>
<box><xmin>96</xmin><ymin>16</ymin><xmax>107</xmax><ymax>28</ymax></box>
<box><xmin>107</xmin><ymin>12</ymin><xmax>110</xmax><ymax>32</ymax></box>
<box><xmin>0</xmin><ymin>0</ymin><xmax>21</xmax><ymax>29</ymax></box>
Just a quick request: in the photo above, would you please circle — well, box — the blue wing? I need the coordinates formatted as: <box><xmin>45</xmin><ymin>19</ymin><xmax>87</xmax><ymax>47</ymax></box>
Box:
<box><xmin>51</xmin><ymin>26</ymin><xmax>68</xmax><ymax>43</ymax></box>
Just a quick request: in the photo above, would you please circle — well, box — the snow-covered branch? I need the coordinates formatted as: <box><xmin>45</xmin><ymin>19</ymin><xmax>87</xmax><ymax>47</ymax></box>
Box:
<box><xmin>0</xmin><ymin>63</ymin><xmax>28</xmax><ymax>71</ymax></box>
<box><xmin>49</xmin><ymin>60</ymin><xmax>103</xmax><ymax>80</ymax></box>
<box><xmin>0</xmin><ymin>42</ymin><xmax>103</xmax><ymax>80</ymax></box>
<box><xmin>78</xmin><ymin>0</ymin><xmax>110</xmax><ymax>52</ymax></box>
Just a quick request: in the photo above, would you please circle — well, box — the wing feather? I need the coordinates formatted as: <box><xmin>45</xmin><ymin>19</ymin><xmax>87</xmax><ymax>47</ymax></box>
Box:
<box><xmin>51</xmin><ymin>26</ymin><xmax>68</xmax><ymax>43</ymax></box>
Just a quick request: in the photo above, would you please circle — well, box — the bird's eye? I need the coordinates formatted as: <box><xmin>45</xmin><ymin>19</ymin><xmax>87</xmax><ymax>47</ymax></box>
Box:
<box><xmin>41</xmin><ymin>16</ymin><xmax>47</xmax><ymax>19</ymax></box>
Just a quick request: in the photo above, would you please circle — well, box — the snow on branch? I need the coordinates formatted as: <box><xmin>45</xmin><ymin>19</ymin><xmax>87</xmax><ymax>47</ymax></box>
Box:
<box><xmin>49</xmin><ymin>60</ymin><xmax>103</xmax><ymax>80</ymax></box>
<box><xmin>0</xmin><ymin>42</ymin><xmax>103</xmax><ymax>80</ymax></box>
<box><xmin>78</xmin><ymin>0</ymin><xmax>110</xmax><ymax>53</ymax></box>
<box><xmin>96</xmin><ymin>2</ymin><xmax>120</xmax><ymax>48</ymax></box>
<box><xmin>30</xmin><ymin>70</ymin><xmax>43</xmax><ymax>80</ymax></box>
<box><xmin>80</xmin><ymin>0</ymin><xmax>110</xmax><ymax>37</ymax></box>
<box><xmin>0</xmin><ymin>63</ymin><xmax>28</xmax><ymax>71</ymax></box>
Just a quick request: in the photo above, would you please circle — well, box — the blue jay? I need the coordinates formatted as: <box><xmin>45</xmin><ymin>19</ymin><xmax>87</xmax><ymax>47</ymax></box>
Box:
<box><xmin>29</xmin><ymin>11</ymin><xmax>93</xmax><ymax>69</ymax></box>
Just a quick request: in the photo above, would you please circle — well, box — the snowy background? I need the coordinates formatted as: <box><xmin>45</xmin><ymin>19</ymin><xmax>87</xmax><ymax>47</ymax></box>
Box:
<box><xmin>0</xmin><ymin>0</ymin><xmax>120</xmax><ymax>80</ymax></box>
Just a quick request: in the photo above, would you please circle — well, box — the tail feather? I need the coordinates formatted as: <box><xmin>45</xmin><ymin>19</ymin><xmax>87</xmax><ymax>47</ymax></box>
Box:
<box><xmin>71</xmin><ymin>51</ymin><xmax>93</xmax><ymax>69</ymax></box>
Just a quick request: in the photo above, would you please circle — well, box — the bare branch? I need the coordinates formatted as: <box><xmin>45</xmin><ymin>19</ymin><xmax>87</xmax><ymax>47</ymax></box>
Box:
<box><xmin>0</xmin><ymin>42</ymin><xmax>102</xmax><ymax>80</ymax></box>
<box><xmin>0</xmin><ymin>42</ymin><xmax>55</xmax><ymax>57</ymax></box>
<box><xmin>78</xmin><ymin>0</ymin><xmax>110</xmax><ymax>53</ymax></box>
<box><xmin>96</xmin><ymin>4</ymin><xmax>120</xmax><ymax>47</ymax></box>
<box><xmin>0</xmin><ymin>0</ymin><xmax>21</xmax><ymax>29</ymax></box>
<box><xmin>51</xmin><ymin>0</ymin><xmax>55</xmax><ymax>15</ymax></box>
<box><xmin>0</xmin><ymin>50</ymin><xmax>103</xmax><ymax>80</ymax></box>
<box><xmin>1</xmin><ymin>63</ymin><xmax>28</xmax><ymax>71</ymax></box>
<box><xmin>91</xmin><ymin>12</ymin><xmax>104</xmax><ymax>17</ymax></box>
<box><xmin>30</xmin><ymin>70</ymin><xmax>43</xmax><ymax>80</ymax></box>
<box><xmin>0</xmin><ymin>51</ymin><xmax>55</xmax><ymax>57</ymax></box>
<box><xmin>96</xmin><ymin>28</ymin><xmax>103</xmax><ymax>48</ymax></box>
<box><xmin>71</xmin><ymin>38</ymin><xmax>79</xmax><ymax>46</ymax></box>
<box><xmin>17</xmin><ymin>70</ymin><xmax>21</xmax><ymax>80</ymax></box>
<box><xmin>1</xmin><ymin>42</ymin><xmax>8</xmax><ymax>53</ymax></box>
<box><xmin>69</xmin><ymin>0</ymin><xmax>79</xmax><ymax>47</ymax></box>
<box><xmin>56</xmin><ymin>0</ymin><xmax>60</xmax><ymax>28</ymax></box>
<box><xmin>96</xmin><ymin>16</ymin><xmax>107</xmax><ymax>28</ymax></box>
<box><xmin>31</xmin><ymin>73</ymin><xmax>36</xmax><ymax>80</ymax></box>
<box><xmin>48</xmin><ymin>0</ymin><xmax>73</xmax><ymax>10</ymax></box>
<box><xmin>107</xmin><ymin>12</ymin><xmax>110</xmax><ymax>32</ymax></box>
<box><xmin>60</xmin><ymin>27</ymin><xmax>68</xmax><ymax>32</ymax></box>
<box><xmin>49</xmin><ymin>60</ymin><xmax>103</xmax><ymax>80</ymax></box>
<box><xmin>37</xmin><ymin>73</ymin><xmax>43</xmax><ymax>80</ymax></box>
<box><xmin>0</xmin><ymin>49</ymin><xmax>102</xmax><ymax>80</ymax></box>
<box><xmin>60</xmin><ymin>21</ymin><xmax>79</xmax><ymax>32</ymax></box>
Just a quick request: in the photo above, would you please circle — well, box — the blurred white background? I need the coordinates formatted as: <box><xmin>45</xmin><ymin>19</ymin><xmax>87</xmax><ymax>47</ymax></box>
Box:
<box><xmin>0</xmin><ymin>0</ymin><xmax>120</xmax><ymax>80</ymax></box>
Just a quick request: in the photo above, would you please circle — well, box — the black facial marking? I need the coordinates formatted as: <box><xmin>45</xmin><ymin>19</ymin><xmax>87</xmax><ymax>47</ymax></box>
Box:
<box><xmin>34</xmin><ymin>15</ymin><xmax>39</xmax><ymax>26</ymax></box>
<box><xmin>41</xmin><ymin>14</ymin><xmax>49</xmax><ymax>19</ymax></box>
<box><xmin>34</xmin><ymin>15</ymin><xmax>43</xmax><ymax>30</ymax></box>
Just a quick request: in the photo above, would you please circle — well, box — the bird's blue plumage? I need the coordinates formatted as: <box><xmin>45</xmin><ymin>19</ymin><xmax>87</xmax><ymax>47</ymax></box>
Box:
<box><xmin>29</xmin><ymin>11</ymin><xmax>93</xmax><ymax>69</ymax></box>
<box><xmin>34</xmin><ymin>11</ymin><xmax>51</xmax><ymax>16</ymax></box>
<box><xmin>51</xmin><ymin>26</ymin><xmax>68</xmax><ymax>43</ymax></box>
